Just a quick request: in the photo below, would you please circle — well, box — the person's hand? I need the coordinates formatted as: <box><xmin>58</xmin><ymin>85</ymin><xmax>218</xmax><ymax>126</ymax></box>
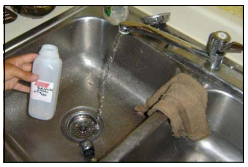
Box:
<box><xmin>4</xmin><ymin>53</ymin><xmax>39</xmax><ymax>93</ymax></box>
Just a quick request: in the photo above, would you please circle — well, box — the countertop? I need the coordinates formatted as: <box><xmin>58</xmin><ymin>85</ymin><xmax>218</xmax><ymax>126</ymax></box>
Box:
<box><xmin>4</xmin><ymin>6</ymin><xmax>243</xmax><ymax>66</ymax></box>
<box><xmin>4</xmin><ymin>6</ymin><xmax>73</xmax><ymax>43</ymax></box>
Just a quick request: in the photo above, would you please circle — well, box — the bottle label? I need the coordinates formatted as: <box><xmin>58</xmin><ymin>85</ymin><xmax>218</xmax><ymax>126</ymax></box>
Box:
<box><xmin>30</xmin><ymin>80</ymin><xmax>54</xmax><ymax>103</ymax></box>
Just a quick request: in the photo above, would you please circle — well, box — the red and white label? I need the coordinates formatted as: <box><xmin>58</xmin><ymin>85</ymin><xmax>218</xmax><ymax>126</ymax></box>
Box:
<box><xmin>30</xmin><ymin>80</ymin><xmax>54</xmax><ymax>103</ymax></box>
<box><xmin>34</xmin><ymin>80</ymin><xmax>50</xmax><ymax>88</ymax></box>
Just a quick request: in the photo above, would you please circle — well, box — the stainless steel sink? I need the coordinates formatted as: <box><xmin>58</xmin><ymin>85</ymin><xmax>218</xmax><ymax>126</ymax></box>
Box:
<box><xmin>120</xmin><ymin>90</ymin><xmax>243</xmax><ymax>162</ymax></box>
<box><xmin>4</xmin><ymin>6</ymin><xmax>243</xmax><ymax>162</ymax></box>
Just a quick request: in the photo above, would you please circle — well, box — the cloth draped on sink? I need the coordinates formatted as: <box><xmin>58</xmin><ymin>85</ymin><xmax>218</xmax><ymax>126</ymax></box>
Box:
<box><xmin>135</xmin><ymin>73</ymin><xmax>211</xmax><ymax>141</ymax></box>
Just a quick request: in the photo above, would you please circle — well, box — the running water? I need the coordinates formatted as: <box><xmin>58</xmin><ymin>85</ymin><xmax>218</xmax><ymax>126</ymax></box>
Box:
<box><xmin>96</xmin><ymin>33</ymin><xmax>123</xmax><ymax>120</ymax></box>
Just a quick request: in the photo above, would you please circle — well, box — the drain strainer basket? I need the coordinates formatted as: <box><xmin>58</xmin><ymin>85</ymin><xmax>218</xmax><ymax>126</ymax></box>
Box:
<box><xmin>61</xmin><ymin>106</ymin><xmax>103</xmax><ymax>142</ymax></box>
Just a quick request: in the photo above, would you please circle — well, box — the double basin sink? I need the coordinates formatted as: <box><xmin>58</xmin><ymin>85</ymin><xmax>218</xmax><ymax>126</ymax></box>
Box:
<box><xmin>4</xmin><ymin>6</ymin><xmax>243</xmax><ymax>162</ymax></box>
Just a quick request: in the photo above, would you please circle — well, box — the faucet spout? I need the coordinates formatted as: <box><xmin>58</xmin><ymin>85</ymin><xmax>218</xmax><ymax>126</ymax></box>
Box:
<box><xmin>119</xmin><ymin>21</ymin><xmax>209</xmax><ymax>59</ymax></box>
<box><xmin>119</xmin><ymin>21</ymin><xmax>243</xmax><ymax>71</ymax></box>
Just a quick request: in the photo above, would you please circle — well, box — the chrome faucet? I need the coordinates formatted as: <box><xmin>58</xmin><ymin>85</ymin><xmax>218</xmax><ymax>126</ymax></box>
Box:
<box><xmin>206</xmin><ymin>31</ymin><xmax>243</xmax><ymax>70</ymax></box>
<box><xmin>118</xmin><ymin>14</ymin><xmax>243</xmax><ymax>71</ymax></box>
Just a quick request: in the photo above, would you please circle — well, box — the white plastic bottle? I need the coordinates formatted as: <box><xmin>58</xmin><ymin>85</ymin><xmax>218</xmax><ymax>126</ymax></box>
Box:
<box><xmin>29</xmin><ymin>44</ymin><xmax>62</xmax><ymax>120</ymax></box>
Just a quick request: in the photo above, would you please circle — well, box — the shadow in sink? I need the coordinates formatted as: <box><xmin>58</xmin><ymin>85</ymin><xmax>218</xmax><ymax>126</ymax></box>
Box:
<box><xmin>121</xmin><ymin>89</ymin><xmax>243</xmax><ymax>162</ymax></box>
<box><xmin>5</xmin><ymin>17</ymin><xmax>180</xmax><ymax>162</ymax></box>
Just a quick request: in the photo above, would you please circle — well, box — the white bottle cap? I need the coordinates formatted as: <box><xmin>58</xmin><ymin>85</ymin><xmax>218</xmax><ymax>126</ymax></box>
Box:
<box><xmin>39</xmin><ymin>44</ymin><xmax>59</xmax><ymax>59</ymax></box>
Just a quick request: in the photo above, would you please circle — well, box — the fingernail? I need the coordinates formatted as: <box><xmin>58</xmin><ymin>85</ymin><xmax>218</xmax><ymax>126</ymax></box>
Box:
<box><xmin>31</xmin><ymin>74</ymin><xmax>39</xmax><ymax>81</ymax></box>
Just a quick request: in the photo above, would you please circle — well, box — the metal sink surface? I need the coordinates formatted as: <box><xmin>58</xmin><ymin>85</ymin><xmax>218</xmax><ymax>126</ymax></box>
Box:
<box><xmin>121</xmin><ymin>90</ymin><xmax>243</xmax><ymax>162</ymax></box>
<box><xmin>4</xmin><ymin>6</ymin><xmax>243</xmax><ymax>162</ymax></box>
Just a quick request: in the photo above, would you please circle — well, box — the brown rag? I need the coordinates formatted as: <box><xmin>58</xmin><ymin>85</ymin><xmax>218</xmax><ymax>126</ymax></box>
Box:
<box><xmin>135</xmin><ymin>73</ymin><xmax>210</xmax><ymax>141</ymax></box>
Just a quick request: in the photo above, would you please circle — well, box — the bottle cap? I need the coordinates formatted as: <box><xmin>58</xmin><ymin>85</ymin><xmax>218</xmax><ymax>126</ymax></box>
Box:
<box><xmin>39</xmin><ymin>44</ymin><xmax>59</xmax><ymax>58</ymax></box>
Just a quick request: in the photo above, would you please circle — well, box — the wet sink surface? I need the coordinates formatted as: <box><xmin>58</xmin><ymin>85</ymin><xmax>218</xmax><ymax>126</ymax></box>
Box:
<box><xmin>5</xmin><ymin>16</ymin><xmax>179</xmax><ymax>161</ymax></box>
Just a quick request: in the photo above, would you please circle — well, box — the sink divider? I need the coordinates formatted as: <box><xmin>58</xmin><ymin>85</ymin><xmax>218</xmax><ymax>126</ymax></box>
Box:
<box><xmin>100</xmin><ymin>112</ymin><xmax>167</xmax><ymax>162</ymax></box>
<box><xmin>5</xmin><ymin>131</ymin><xmax>34</xmax><ymax>162</ymax></box>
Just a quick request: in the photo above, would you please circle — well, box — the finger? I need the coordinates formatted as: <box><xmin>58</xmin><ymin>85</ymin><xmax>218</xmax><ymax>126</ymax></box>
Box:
<box><xmin>4</xmin><ymin>79</ymin><xmax>18</xmax><ymax>90</ymax></box>
<box><xmin>21</xmin><ymin>63</ymin><xmax>32</xmax><ymax>72</ymax></box>
<box><xmin>13</xmin><ymin>83</ymin><xmax>31</xmax><ymax>93</ymax></box>
<box><xmin>10</xmin><ymin>65</ymin><xmax>39</xmax><ymax>82</ymax></box>
<box><xmin>12</xmin><ymin>53</ymin><xmax>38</xmax><ymax>66</ymax></box>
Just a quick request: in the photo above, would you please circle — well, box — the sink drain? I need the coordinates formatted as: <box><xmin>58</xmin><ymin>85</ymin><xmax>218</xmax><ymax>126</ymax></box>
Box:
<box><xmin>61</xmin><ymin>106</ymin><xmax>103</xmax><ymax>142</ymax></box>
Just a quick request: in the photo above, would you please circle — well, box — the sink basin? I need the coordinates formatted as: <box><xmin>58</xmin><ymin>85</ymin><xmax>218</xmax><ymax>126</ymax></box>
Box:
<box><xmin>121</xmin><ymin>90</ymin><xmax>243</xmax><ymax>162</ymax></box>
<box><xmin>5</xmin><ymin>6</ymin><xmax>243</xmax><ymax>162</ymax></box>
<box><xmin>4</xmin><ymin>15</ymin><xmax>179</xmax><ymax>161</ymax></box>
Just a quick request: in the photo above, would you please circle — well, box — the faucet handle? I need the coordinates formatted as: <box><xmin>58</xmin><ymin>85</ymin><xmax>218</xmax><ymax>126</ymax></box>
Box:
<box><xmin>207</xmin><ymin>31</ymin><xmax>243</xmax><ymax>55</ymax></box>
<box><xmin>207</xmin><ymin>31</ymin><xmax>230</xmax><ymax>54</ymax></box>
<box><xmin>141</xmin><ymin>13</ymin><xmax>170</xmax><ymax>27</ymax></box>
<box><xmin>224</xmin><ymin>41</ymin><xmax>243</xmax><ymax>53</ymax></box>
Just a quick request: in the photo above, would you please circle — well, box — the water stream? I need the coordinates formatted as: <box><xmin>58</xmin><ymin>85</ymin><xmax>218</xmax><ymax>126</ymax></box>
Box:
<box><xmin>96</xmin><ymin>33</ymin><xmax>123</xmax><ymax>120</ymax></box>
